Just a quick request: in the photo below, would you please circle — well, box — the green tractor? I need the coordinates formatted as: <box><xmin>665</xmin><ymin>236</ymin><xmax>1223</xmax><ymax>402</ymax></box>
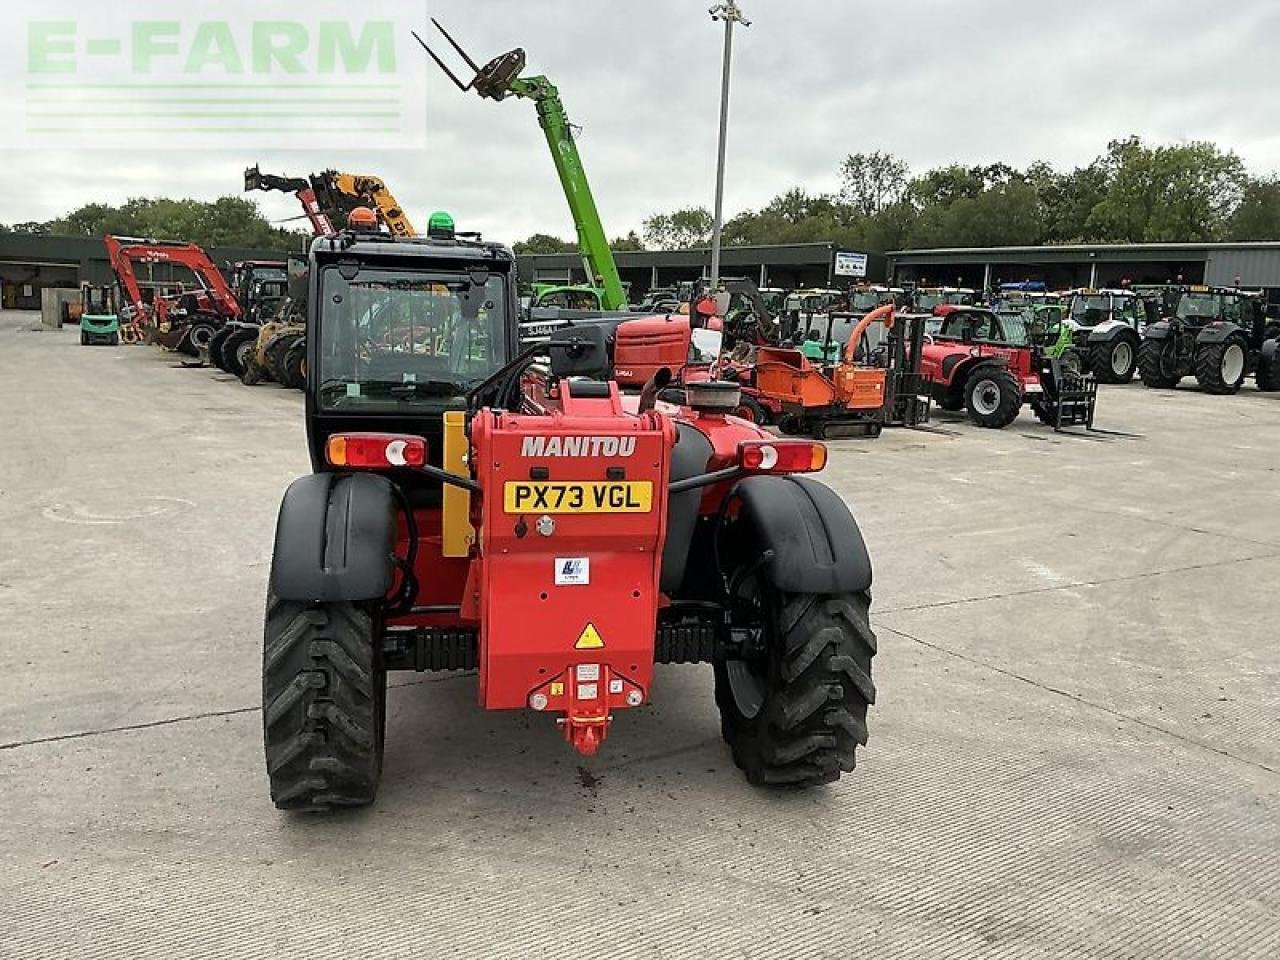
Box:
<box><xmin>994</xmin><ymin>300</ymin><xmax>1080</xmax><ymax>371</ymax></box>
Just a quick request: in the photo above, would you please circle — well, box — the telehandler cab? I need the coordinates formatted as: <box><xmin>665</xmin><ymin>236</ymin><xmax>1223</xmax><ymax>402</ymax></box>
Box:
<box><xmin>263</xmin><ymin>223</ymin><xmax>877</xmax><ymax>810</ymax></box>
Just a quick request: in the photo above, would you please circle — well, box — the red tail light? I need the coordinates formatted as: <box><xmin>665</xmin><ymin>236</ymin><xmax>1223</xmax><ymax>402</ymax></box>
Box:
<box><xmin>326</xmin><ymin>433</ymin><xmax>427</xmax><ymax>469</ymax></box>
<box><xmin>737</xmin><ymin>440</ymin><xmax>827</xmax><ymax>474</ymax></box>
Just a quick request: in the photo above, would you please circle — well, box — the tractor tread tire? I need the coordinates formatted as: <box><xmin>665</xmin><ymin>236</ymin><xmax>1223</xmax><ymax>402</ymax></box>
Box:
<box><xmin>281</xmin><ymin>340</ymin><xmax>307</xmax><ymax>390</ymax></box>
<box><xmin>1258</xmin><ymin>346</ymin><xmax>1280</xmax><ymax>392</ymax></box>
<box><xmin>1138</xmin><ymin>339</ymin><xmax>1180</xmax><ymax>389</ymax></box>
<box><xmin>262</xmin><ymin>595</ymin><xmax>386</xmax><ymax>812</ymax></box>
<box><xmin>1089</xmin><ymin>337</ymin><xmax>1137</xmax><ymax>384</ymax></box>
<box><xmin>221</xmin><ymin>329</ymin><xmax>258</xmax><ymax>378</ymax></box>
<box><xmin>207</xmin><ymin>327</ymin><xmax>234</xmax><ymax>372</ymax></box>
<box><xmin>1194</xmin><ymin>337</ymin><xmax>1247</xmax><ymax>395</ymax></box>
<box><xmin>715</xmin><ymin>592</ymin><xmax>875</xmax><ymax>788</ymax></box>
<box><xmin>963</xmin><ymin>365</ymin><xmax>1021</xmax><ymax>429</ymax></box>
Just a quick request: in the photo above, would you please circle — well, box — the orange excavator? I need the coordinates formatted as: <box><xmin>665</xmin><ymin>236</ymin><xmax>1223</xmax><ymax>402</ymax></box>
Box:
<box><xmin>752</xmin><ymin>304</ymin><xmax>931</xmax><ymax>438</ymax></box>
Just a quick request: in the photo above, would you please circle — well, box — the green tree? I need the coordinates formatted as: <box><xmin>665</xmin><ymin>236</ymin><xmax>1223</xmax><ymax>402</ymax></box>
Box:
<box><xmin>38</xmin><ymin>196</ymin><xmax>303</xmax><ymax>248</ymax></box>
<box><xmin>1229</xmin><ymin>177</ymin><xmax>1280</xmax><ymax>240</ymax></box>
<box><xmin>512</xmin><ymin>233</ymin><xmax>576</xmax><ymax>254</ymax></box>
<box><xmin>838</xmin><ymin>152</ymin><xmax>909</xmax><ymax>217</ymax></box>
<box><xmin>907</xmin><ymin>180</ymin><xmax>1043</xmax><ymax>248</ymax></box>
<box><xmin>610</xmin><ymin>231</ymin><xmax>645</xmax><ymax>251</ymax></box>
<box><xmin>642</xmin><ymin>206</ymin><xmax>713</xmax><ymax>249</ymax></box>
<box><xmin>1087</xmin><ymin>137</ymin><xmax>1246</xmax><ymax>242</ymax></box>
<box><xmin>1026</xmin><ymin>160</ymin><xmax>1111</xmax><ymax>243</ymax></box>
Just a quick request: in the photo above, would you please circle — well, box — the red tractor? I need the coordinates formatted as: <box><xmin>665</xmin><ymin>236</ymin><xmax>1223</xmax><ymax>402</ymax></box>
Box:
<box><xmin>263</xmin><ymin>226</ymin><xmax>877</xmax><ymax>809</ymax></box>
<box><xmin>919</xmin><ymin>305</ymin><xmax>1097</xmax><ymax>430</ymax></box>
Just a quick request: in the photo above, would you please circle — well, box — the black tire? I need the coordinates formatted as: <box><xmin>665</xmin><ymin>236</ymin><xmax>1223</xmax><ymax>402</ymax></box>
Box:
<box><xmin>1194</xmin><ymin>337</ymin><xmax>1248</xmax><ymax>395</ymax></box>
<box><xmin>282</xmin><ymin>339</ymin><xmax>307</xmax><ymax>390</ymax></box>
<box><xmin>207</xmin><ymin>326</ymin><xmax>234</xmax><ymax>372</ymax></box>
<box><xmin>263</xmin><ymin>594</ymin><xmax>386</xmax><ymax>811</ymax></box>
<box><xmin>184</xmin><ymin>322</ymin><xmax>216</xmax><ymax>358</ymax></box>
<box><xmin>938</xmin><ymin>394</ymin><xmax>965</xmax><ymax>413</ymax></box>
<box><xmin>963</xmin><ymin>366</ymin><xmax>1021</xmax><ymax>429</ymax></box>
<box><xmin>109</xmin><ymin>333</ymin><xmax>120</xmax><ymax>346</ymax></box>
<box><xmin>732</xmin><ymin>393</ymin><xmax>770</xmax><ymax>426</ymax></box>
<box><xmin>1089</xmin><ymin>336</ymin><xmax>1138</xmax><ymax>384</ymax></box>
<box><xmin>1138</xmin><ymin>338</ymin><xmax>1180</xmax><ymax>388</ymax></box>
<box><xmin>265</xmin><ymin>334</ymin><xmax>299</xmax><ymax>384</ymax></box>
<box><xmin>1257</xmin><ymin>346</ymin><xmax>1280</xmax><ymax>392</ymax></box>
<box><xmin>222</xmin><ymin>329</ymin><xmax>258</xmax><ymax>377</ymax></box>
<box><xmin>80</xmin><ymin>331</ymin><xmax>88</xmax><ymax>345</ymax></box>
<box><xmin>715</xmin><ymin>587</ymin><xmax>875</xmax><ymax>787</ymax></box>
<box><xmin>778</xmin><ymin>415</ymin><xmax>803</xmax><ymax>436</ymax></box>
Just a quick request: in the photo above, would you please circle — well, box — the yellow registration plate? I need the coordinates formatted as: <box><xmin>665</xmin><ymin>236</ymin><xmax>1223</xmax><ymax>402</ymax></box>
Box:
<box><xmin>503</xmin><ymin>481</ymin><xmax>653</xmax><ymax>514</ymax></box>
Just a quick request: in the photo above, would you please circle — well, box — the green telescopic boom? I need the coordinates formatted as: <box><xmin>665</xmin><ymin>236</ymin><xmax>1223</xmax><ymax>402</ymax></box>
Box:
<box><xmin>415</xmin><ymin>22</ymin><xmax>628</xmax><ymax>311</ymax></box>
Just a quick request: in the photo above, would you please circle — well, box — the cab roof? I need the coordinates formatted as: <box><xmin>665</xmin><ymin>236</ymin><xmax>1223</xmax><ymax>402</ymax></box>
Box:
<box><xmin>309</xmin><ymin>230</ymin><xmax>515</xmax><ymax>266</ymax></box>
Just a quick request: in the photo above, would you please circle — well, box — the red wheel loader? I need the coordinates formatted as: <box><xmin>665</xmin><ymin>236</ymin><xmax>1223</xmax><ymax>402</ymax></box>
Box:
<box><xmin>262</xmin><ymin>225</ymin><xmax>878</xmax><ymax>810</ymax></box>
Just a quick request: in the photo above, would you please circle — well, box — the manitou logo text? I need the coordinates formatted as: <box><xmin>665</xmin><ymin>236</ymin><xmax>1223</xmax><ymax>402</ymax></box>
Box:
<box><xmin>521</xmin><ymin>436</ymin><xmax>636</xmax><ymax>458</ymax></box>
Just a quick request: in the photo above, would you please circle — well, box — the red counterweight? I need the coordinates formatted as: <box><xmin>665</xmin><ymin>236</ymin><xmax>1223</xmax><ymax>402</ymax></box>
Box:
<box><xmin>468</xmin><ymin>387</ymin><xmax>675</xmax><ymax>754</ymax></box>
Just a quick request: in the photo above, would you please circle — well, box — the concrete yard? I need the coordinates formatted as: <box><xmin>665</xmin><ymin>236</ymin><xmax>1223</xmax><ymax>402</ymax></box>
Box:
<box><xmin>1</xmin><ymin>310</ymin><xmax>1278</xmax><ymax>959</ymax></box>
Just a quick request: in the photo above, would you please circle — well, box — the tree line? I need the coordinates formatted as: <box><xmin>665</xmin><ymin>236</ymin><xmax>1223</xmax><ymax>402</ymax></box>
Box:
<box><xmin>5</xmin><ymin>137</ymin><xmax>1277</xmax><ymax>255</ymax></box>
<box><xmin>0</xmin><ymin>197</ymin><xmax>306</xmax><ymax>250</ymax></box>
<box><xmin>520</xmin><ymin>137</ymin><xmax>1280</xmax><ymax>254</ymax></box>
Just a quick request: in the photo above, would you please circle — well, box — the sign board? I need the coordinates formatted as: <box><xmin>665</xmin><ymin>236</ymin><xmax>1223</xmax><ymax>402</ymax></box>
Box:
<box><xmin>2</xmin><ymin>1</ymin><xmax>428</xmax><ymax>150</ymax></box>
<box><xmin>833</xmin><ymin>251</ymin><xmax>868</xmax><ymax>278</ymax></box>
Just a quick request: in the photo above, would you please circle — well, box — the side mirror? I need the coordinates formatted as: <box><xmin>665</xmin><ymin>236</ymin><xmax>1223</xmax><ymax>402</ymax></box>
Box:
<box><xmin>548</xmin><ymin>323</ymin><xmax>612</xmax><ymax>378</ymax></box>
<box><xmin>690</xmin><ymin>327</ymin><xmax>724</xmax><ymax>361</ymax></box>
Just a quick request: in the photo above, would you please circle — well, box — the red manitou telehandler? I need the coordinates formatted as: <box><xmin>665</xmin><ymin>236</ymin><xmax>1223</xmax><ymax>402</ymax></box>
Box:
<box><xmin>104</xmin><ymin>235</ymin><xmax>241</xmax><ymax>356</ymax></box>
<box><xmin>261</xmin><ymin>224</ymin><xmax>878</xmax><ymax>810</ymax></box>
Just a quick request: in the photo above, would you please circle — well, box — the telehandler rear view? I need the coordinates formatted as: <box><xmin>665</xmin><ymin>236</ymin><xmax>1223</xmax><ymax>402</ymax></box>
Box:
<box><xmin>262</xmin><ymin>222</ymin><xmax>877</xmax><ymax>810</ymax></box>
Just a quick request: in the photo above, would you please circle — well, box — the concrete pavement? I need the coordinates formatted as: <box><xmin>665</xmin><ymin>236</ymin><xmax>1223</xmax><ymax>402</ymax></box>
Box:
<box><xmin>1</xmin><ymin>311</ymin><xmax>1277</xmax><ymax>958</ymax></box>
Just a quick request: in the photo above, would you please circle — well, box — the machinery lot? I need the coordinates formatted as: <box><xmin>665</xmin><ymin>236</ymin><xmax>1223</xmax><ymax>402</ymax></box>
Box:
<box><xmin>2</xmin><ymin>311</ymin><xmax>1278</xmax><ymax>958</ymax></box>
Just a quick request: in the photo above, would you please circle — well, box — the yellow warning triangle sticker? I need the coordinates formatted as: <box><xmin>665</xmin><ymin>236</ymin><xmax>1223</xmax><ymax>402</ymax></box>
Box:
<box><xmin>575</xmin><ymin>623</ymin><xmax>605</xmax><ymax>650</ymax></box>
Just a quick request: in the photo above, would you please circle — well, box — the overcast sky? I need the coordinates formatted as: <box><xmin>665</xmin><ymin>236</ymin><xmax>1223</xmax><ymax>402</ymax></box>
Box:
<box><xmin>2</xmin><ymin>0</ymin><xmax>1278</xmax><ymax>242</ymax></box>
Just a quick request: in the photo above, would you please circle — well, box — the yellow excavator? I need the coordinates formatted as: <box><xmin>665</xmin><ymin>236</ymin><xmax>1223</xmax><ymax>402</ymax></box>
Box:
<box><xmin>244</xmin><ymin>165</ymin><xmax>417</xmax><ymax>239</ymax></box>
<box><xmin>231</xmin><ymin>167</ymin><xmax>419</xmax><ymax>387</ymax></box>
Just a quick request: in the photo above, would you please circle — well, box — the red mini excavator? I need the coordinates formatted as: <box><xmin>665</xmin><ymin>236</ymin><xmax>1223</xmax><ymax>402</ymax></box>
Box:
<box><xmin>104</xmin><ymin>236</ymin><xmax>242</xmax><ymax>356</ymax></box>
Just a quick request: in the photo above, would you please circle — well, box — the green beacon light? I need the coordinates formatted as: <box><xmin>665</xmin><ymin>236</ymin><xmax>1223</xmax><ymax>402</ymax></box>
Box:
<box><xmin>428</xmin><ymin>211</ymin><xmax>456</xmax><ymax>239</ymax></box>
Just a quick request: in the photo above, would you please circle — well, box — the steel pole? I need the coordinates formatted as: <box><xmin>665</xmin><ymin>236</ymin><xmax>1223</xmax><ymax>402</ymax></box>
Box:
<box><xmin>709</xmin><ymin>3</ymin><xmax>748</xmax><ymax>289</ymax></box>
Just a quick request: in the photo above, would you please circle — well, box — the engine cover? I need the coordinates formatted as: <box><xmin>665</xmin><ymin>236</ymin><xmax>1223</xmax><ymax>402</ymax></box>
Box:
<box><xmin>613</xmin><ymin>315</ymin><xmax>692</xmax><ymax>388</ymax></box>
<box><xmin>469</xmin><ymin>396</ymin><xmax>675</xmax><ymax>750</ymax></box>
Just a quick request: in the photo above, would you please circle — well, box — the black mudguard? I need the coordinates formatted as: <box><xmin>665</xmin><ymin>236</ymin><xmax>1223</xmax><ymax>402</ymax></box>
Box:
<box><xmin>1195</xmin><ymin>322</ymin><xmax>1243</xmax><ymax>345</ymax></box>
<box><xmin>270</xmin><ymin>473</ymin><xmax>398</xmax><ymax>603</ymax></box>
<box><xmin>1143</xmin><ymin>321</ymin><xmax>1173</xmax><ymax>341</ymax></box>
<box><xmin>660</xmin><ymin>423</ymin><xmax>714</xmax><ymax>595</ymax></box>
<box><xmin>730</xmin><ymin>476</ymin><xmax>872</xmax><ymax>595</ymax></box>
<box><xmin>1088</xmin><ymin>325</ymin><xmax>1136</xmax><ymax>345</ymax></box>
